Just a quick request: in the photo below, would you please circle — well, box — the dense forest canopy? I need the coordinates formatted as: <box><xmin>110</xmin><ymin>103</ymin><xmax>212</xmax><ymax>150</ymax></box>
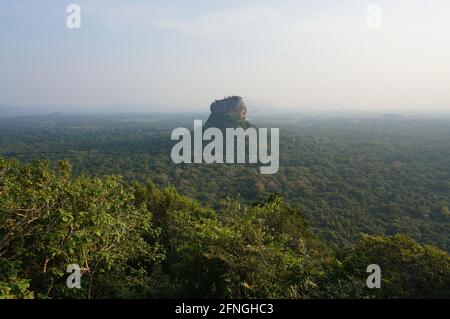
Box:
<box><xmin>1</xmin><ymin>157</ymin><xmax>449</xmax><ymax>298</ymax></box>
<box><xmin>1</xmin><ymin>113</ymin><xmax>449</xmax><ymax>252</ymax></box>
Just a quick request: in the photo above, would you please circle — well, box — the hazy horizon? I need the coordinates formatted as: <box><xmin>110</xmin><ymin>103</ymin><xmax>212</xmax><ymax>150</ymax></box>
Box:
<box><xmin>1</xmin><ymin>0</ymin><xmax>450</xmax><ymax>113</ymax></box>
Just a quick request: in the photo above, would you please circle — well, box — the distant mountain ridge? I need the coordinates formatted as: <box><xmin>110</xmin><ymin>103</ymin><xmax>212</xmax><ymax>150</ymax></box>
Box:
<box><xmin>0</xmin><ymin>104</ymin><xmax>194</xmax><ymax>117</ymax></box>
<box><xmin>0</xmin><ymin>105</ymin><xmax>55</xmax><ymax>117</ymax></box>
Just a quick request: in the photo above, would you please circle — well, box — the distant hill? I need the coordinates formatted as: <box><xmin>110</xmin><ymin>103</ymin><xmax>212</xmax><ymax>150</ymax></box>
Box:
<box><xmin>0</xmin><ymin>105</ymin><xmax>91</xmax><ymax>117</ymax></box>
<box><xmin>0</xmin><ymin>104</ymin><xmax>193</xmax><ymax>117</ymax></box>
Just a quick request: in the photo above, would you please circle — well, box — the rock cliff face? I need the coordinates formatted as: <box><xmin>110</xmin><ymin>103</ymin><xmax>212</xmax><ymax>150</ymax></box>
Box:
<box><xmin>210</xmin><ymin>96</ymin><xmax>247</xmax><ymax>120</ymax></box>
<box><xmin>205</xmin><ymin>96</ymin><xmax>251</xmax><ymax>129</ymax></box>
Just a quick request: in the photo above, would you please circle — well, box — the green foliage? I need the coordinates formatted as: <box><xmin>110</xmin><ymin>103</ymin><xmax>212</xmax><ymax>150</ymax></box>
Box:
<box><xmin>1</xmin><ymin>156</ymin><xmax>449</xmax><ymax>299</ymax></box>
<box><xmin>0</xmin><ymin>158</ymin><xmax>158</xmax><ymax>298</ymax></box>
<box><xmin>322</xmin><ymin>234</ymin><xmax>450</xmax><ymax>298</ymax></box>
<box><xmin>1</xmin><ymin>114</ymin><xmax>449</xmax><ymax>251</ymax></box>
<box><xmin>134</xmin><ymin>183</ymin><xmax>330</xmax><ymax>298</ymax></box>
<box><xmin>0</xmin><ymin>259</ymin><xmax>34</xmax><ymax>299</ymax></box>
<box><xmin>200</xmin><ymin>196</ymin><xmax>329</xmax><ymax>298</ymax></box>
<box><xmin>204</xmin><ymin>112</ymin><xmax>252</xmax><ymax>130</ymax></box>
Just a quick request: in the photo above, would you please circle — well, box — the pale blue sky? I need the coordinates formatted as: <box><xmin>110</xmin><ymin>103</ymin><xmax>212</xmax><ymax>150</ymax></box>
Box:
<box><xmin>1</xmin><ymin>0</ymin><xmax>449</xmax><ymax>112</ymax></box>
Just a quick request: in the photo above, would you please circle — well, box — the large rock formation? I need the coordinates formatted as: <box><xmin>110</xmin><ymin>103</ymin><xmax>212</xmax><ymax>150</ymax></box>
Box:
<box><xmin>210</xmin><ymin>96</ymin><xmax>247</xmax><ymax>120</ymax></box>
<box><xmin>205</xmin><ymin>96</ymin><xmax>251</xmax><ymax>129</ymax></box>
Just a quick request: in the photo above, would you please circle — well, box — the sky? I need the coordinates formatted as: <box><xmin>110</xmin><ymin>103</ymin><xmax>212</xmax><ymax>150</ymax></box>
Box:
<box><xmin>1</xmin><ymin>0</ymin><xmax>450</xmax><ymax>112</ymax></box>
